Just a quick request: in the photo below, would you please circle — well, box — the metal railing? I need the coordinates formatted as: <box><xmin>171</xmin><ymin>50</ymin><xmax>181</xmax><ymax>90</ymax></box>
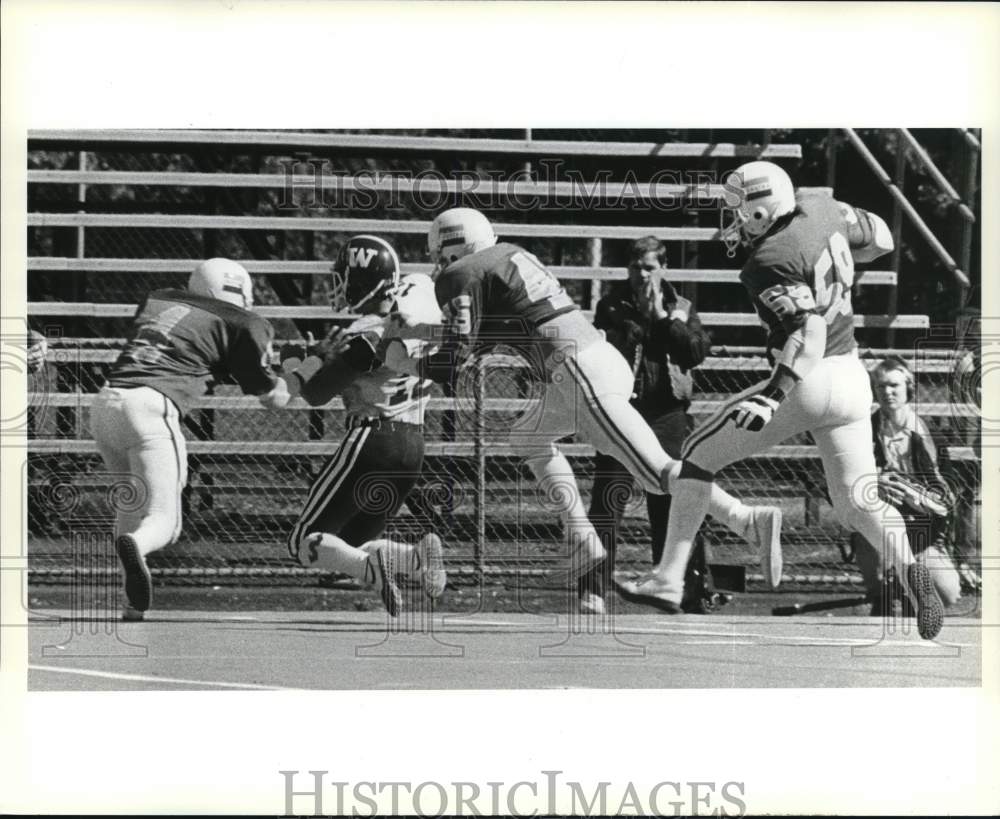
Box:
<box><xmin>841</xmin><ymin>128</ymin><xmax>974</xmax><ymax>291</ymax></box>
<box><xmin>28</xmin><ymin>129</ymin><xmax>803</xmax><ymax>159</ymax></box>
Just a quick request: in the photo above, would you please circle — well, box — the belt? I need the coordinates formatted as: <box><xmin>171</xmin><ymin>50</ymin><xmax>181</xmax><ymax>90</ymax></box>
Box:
<box><xmin>345</xmin><ymin>416</ymin><xmax>419</xmax><ymax>432</ymax></box>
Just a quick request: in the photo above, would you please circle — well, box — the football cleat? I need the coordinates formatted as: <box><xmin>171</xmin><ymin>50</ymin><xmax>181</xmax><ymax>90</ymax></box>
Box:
<box><xmin>116</xmin><ymin>534</ymin><xmax>153</xmax><ymax>613</ymax></box>
<box><xmin>122</xmin><ymin>605</ymin><xmax>145</xmax><ymax>623</ymax></box>
<box><xmin>613</xmin><ymin>572</ymin><xmax>683</xmax><ymax>614</ymax></box>
<box><xmin>748</xmin><ymin>505</ymin><xmax>783</xmax><ymax>589</ymax></box>
<box><xmin>372</xmin><ymin>547</ymin><xmax>402</xmax><ymax>618</ymax></box>
<box><xmin>415</xmin><ymin>533</ymin><xmax>447</xmax><ymax>599</ymax></box>
<box><xmin>578</xmin><ymin>592</ymin><xmax>606</xmax><ymax>616</ymax></box>
<box><xmin>906</xmin><ymin>562</ymin><xmax>944</xmax><ymax>640</ymax></box>
<box><xmin>552</xmin><ymin>535</ymin><xmax>606</xmax><ymax>589</ymax></box>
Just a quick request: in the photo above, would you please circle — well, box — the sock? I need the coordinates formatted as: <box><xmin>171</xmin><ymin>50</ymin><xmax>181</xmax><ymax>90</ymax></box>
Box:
<box><xmin>360</xmin><ymin>538</ymin><xmax>419</xmax><ymax>577</ymax></box>
<box><xmin>708</xmin><ymin>485</ymin><xmax>754</xmax><ymax>539</ymax></box>
<box><xmin>654</xmin><ymin>473</ymin><xmax>713</xmax><ymax>600</ymax></box>
<box><xmin>299</xmin><ymin>533</ymin><xmax>384</xmax><ymax>589</ymax></box>
<box><xmin>661</xmin><ymin>461</ymin><xmax>755</xmax><ymax>541</ymax></box>
<box><xmin>523</xmin><ymin>448</ymin><xmax>604</xmax><ymax>563</ymax></box>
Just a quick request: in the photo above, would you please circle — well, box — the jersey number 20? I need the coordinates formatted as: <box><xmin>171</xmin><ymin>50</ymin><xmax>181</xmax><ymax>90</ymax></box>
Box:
<box><xmin>812</xmin><ymin>232</ymin><xmax>854</xmax><ymax>323</ymax></box>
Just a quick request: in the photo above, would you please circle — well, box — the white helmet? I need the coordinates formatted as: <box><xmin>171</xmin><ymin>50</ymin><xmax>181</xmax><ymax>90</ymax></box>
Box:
<box><xmin>427</xmin><ymin>208</ymin><xmax>497</xmax><ymax>276</ymax></box>
<box><xmin>720</xmin><ymin>161</ymin><xmax>796</xmax><ymax>257</ymax></box>
<box><xmin>188</xmin><ymin>258</ymin><xmax>254</xmax><ymax>309</ymax></box>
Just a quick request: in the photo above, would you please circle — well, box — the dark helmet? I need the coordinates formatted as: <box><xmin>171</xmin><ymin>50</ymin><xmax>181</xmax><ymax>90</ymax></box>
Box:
<box><xmin>331</xmin><ymin>235</ymin><xmax>401</xmax><ymax>312</ymax></box>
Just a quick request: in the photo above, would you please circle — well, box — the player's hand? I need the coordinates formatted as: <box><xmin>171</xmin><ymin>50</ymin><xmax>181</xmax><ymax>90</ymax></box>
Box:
<box><xmin>26</xmin><ymin>330</ymin><xmax>47</xmax><ymax>374</ymax></box>
<box><xmin>730</xmin><ymin>394</ymin><xmax>780</xmax><ymax>432</ymax></box>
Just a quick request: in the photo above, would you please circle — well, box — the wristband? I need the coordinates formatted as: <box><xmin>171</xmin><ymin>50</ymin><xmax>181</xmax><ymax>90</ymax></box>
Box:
<box><xmin>762</xmin><ymin>363</ymin><xmax>801</xmax><ymax>403</ymax></box>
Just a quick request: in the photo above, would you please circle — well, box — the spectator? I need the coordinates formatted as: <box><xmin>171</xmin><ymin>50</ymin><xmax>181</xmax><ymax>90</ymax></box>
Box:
<box><xmin>852</xmin><ymin>356</ymin><xmax>962</xmax><ymax>614</ymax></box>
<box><xmin>579</xmin><ymin>236</ymin><xmax>716</xmax><ymax>614</ymax></box>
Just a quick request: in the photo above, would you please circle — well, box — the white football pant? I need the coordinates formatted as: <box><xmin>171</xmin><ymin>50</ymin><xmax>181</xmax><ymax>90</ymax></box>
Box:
<box><xmin>90</xmin><ymin>385</ymin><xmax>187</xmax><ymax>556</ymax></box>
<box><xmin>657</xmin><ymin>352</ymin><xmax>916</xmax><ymax>595</ymax></box>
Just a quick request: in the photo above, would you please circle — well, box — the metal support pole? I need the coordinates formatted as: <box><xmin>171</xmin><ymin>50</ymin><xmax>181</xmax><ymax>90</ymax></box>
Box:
<box><xmin>886</xmin><ymin>130</ymin><xmax>905</xmax><ymax>348</ymax></box>
<box><xmin>76</xmin><ymin>151</ymin><xmax>87</xmax><ymax>260</ymax></box>
<box><xmin>899</xmin><ymin>129</ymin><xmax>976</xmax><ymax>223</ymax></box>
<box><xmin>523</xmin><ymin>128</ymin><xmax>532</xmax><ymax>178</ymax></box>
<box><xmin>473</xmin><ymin>358</ymin><xmax>487</xmax><ymax>578</ymax></box>
<box><xmin>588</xmin><ymin>237</ymin><xmax>602</xmax><ymax>312</ymax></box>
<box><xmin>826</xmin><ymin>129</ymin><xmax>838</xmax><ymax>189</ymax></box>
<box><xmin>842</xmin><ymin>128</ymin><xmax>970</xmax><ymax>289</ymax></box>
<box><xmin>958</xmin><ymin>133</ymin><xmax>978</xmax><ymax>309</ymax></box>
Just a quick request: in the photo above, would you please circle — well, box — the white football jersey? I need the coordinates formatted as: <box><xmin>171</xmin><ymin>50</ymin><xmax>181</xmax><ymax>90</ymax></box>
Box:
<box><xmin>340</xmin><ymin>274</ymin><xmax>441</xmax><ymax>425</ymax></box>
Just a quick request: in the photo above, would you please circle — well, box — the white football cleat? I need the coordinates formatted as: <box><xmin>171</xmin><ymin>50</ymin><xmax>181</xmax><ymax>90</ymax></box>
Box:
<box><xmin>614</xmin><ymin>572</ymin><xmax>683</xmax><ymax>614</ymax></box>
<box><xmin>748</xmin><ymin>506</ymin><xmax>783</xmax><ymax>589</ymax></box>
<box><xmin>415</xmin><ymin>533</ymin><xmax>447</xmax><ymax>599</ymax></box>
<box><xmin>578</xmin><ymin>592</ymin><xmax>606</xmax><ymax>615</ymax></box>
<box><xmin>550</xmin><ymin>537</ymin><xmax>606</xmax><ymax>589</ymax></box>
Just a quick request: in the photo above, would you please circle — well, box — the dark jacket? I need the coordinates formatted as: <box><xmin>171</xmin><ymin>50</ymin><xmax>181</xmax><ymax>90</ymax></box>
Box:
<box><xmin>871</xmin><ymin>406</ymin><xmax>956</xmax><ymax>547</ymax></box>
<box><xmin>593</xmin><ymin>281</ymin><xmax>710</xmax><ymax>417</ymax></box>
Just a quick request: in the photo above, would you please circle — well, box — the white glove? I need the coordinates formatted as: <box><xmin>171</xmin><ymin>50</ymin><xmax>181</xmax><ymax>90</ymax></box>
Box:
<box><xmin>730</xmin><ymin>394</ymin><xmax>780</xmax><ymax>432</ymax></box>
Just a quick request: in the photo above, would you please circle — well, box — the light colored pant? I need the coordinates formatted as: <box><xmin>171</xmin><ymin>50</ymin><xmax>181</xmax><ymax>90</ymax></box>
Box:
<box><xmin>89</xmin><ymin>385</ymin><xmax>187</xmax><ymax>555</ymax></box>
<box><xmin>502</xmin><ymin>339</ymin><xmax>672</xmax><ymax>494</ymax></box>
<box><xmin>681</xmin><ymin>353</ymin><xmax>915</xmax><ymax>573</ymax></box>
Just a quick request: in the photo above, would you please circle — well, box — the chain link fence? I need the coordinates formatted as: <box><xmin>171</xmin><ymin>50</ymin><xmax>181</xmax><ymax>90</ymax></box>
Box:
<box><xmin>26</xmin><ymin>346</ymin><xmax>982</xmax><ymax>592</ymax></box>
<box><xmin>25</xmin><ymin>136</ymin><xmax>982</xmax><ymax>595</ymax></box>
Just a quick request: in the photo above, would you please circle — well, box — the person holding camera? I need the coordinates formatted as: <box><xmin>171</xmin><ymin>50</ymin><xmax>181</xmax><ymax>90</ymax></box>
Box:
<box><xmin>852</xmin><ymin>356</ymin><xmax>962</xmax><ymax>615</ymax></box>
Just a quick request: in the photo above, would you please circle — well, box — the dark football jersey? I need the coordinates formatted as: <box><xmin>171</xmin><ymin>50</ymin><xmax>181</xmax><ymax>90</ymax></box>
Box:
<box><xmin>108</xmin><ymin>288</ymin><xmax>277</xmax><ymax>417</ymax></box>
<box><xmin>740</xmin><ymin>193</ymin><xmax>879</xmax><ymax>358</ymax></box>
<box><xmin>423</xmin><ymin>242</ymin><xmax>577</xmax><ymax>381</ymax></box>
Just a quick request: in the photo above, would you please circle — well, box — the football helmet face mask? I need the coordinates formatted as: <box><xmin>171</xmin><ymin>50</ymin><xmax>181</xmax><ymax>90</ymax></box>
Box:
<box><xmin>720</xmin><ymin>161</ymin><xmax>796</xmax><ymax>257</ymax></box>
<box><xmin>331</xmin><ymin>235</ymin><xmax>402</xmax><ymax>314</ymax></box>
<box><xmin>188</xmin><ymin>258</ymin><xmax>254</xmax><ymax>309</ymax></box>
<box><xmin>427</xmin><ymin>208</ymin><xmax>497</xmax><ymax>278</ymax></box>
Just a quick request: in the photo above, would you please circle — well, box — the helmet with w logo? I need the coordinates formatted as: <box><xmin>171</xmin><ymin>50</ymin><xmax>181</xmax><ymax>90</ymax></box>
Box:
<box><xmin>331</xmin><ymin>235</ymin><xmax>402</xmax><ymax>313</ymax></box>
<box><xmin>720</xmin><ymin>161</ymin><xmax>796</xmax><ymax>257</ymax></box>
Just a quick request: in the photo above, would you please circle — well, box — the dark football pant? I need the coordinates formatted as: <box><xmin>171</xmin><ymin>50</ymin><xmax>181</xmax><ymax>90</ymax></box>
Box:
<box><xmin>580</xmin><ymin>407</ymin><xmax>710</xmax><ymax>602</ymax></box>
<box><xmin>287</xmin><ymin>420</ymin><xmax>425</xmax><ymax>561</ymax></box>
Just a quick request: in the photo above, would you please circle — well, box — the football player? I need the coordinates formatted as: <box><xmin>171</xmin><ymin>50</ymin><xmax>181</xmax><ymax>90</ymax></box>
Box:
<box><xmin>391</xmin><ymin>208</ymin><xmax>783</xmax><ymax>596</ymax></box>
<box><xmin>90</xmin><ymin>258</ymin><xmax>294</xmax><ymax>620</ymax></box>
<box><xmin>280</xmin><ymin>235</ymin><xmax>447</xmax><ymax>617</ymax></box>
<box><xmin>618</xmin><ymin>161</ymin><xmax>946</xmax><ymax>640</ymax></box>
